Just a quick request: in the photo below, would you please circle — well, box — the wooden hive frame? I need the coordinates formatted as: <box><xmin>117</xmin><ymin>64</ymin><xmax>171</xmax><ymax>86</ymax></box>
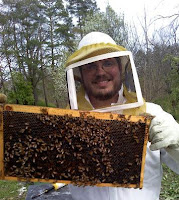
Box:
<box><xmin>0</xmin><ymin>104</ymin><xmax>152</xmax><ymax>189</ymax></box>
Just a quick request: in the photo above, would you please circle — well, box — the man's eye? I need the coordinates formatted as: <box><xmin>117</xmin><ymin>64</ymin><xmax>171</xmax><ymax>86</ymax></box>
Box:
<box><xmin>86</xmin><ymin>64</ymin><xmax>96</xmax><ymax>70</ymax></box>
<box><xmin>103</xmin><ymin>61</ymin><xmax>113</xmax><ymax>67</ymax></box>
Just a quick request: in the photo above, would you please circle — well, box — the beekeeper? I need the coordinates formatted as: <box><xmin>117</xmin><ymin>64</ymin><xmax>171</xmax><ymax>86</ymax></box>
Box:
<box><xmin>65</xmin><ymin>32</ymin><xmax>179</xmax><ymax>200</ymax></box>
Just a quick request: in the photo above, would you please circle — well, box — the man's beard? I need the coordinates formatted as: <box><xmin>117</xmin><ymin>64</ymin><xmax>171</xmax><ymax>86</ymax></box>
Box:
<box><xmin>83</xmin><ymin>75</ymin><xmax>122</xmax><ymax>101</ymax></box>
<box><xmin>92</xmin><ymin>89</ymin><xmax>120</xmax><ymax>100</ymax></box>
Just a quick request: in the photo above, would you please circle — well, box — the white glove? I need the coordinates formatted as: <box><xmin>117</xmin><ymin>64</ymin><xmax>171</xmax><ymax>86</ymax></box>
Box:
<box><xmin>149</xmin><ymin>111</ymin><xmax>179</xmax><ymax>163</ymax></box>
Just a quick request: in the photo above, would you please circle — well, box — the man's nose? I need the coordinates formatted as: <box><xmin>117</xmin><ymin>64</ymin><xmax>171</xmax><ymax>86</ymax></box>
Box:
<box><xmin>95</xmin><ymin>63</ymin><xmax>106</xmax><ymax>74</ymax></box>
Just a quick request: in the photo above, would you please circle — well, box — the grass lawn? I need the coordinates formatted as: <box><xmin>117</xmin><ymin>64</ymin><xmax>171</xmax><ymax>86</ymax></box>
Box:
<box><xmin>0</xmin><ymin>180</ymin><xmax>28</xmax><ymax>200</ymax></box>
<box><xmin>160</xmin><ymin>164</ymin><xmax>179</xmax><ymax>200</ymax></box>
<box><xmin>0</xmin><ymin>165</ymin><xmax>179</xmax><ymax>200</ymax></box>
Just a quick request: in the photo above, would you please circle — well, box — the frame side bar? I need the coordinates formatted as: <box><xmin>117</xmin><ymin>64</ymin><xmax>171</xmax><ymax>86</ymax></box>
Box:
<box><xmin>0</xmin><ymin>105</ymin><xmax>4</xmax><ymax>180</ymax></box>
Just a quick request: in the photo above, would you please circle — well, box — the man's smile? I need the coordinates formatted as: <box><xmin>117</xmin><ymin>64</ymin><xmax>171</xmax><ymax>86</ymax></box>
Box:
<box><xmin>92</xmin><ymin>76</ymin><xmax>112</xmax><ymax>87</ymax></box>
<box><xmin>94</xmin><ymin>80</ymin><xmax>111</xmax><ymax>88</ymax></box>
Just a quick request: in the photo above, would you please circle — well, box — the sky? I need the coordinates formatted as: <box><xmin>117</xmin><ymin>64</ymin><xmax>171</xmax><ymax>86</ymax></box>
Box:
<box><xmin>96</xmin><ymin>0</ymin><xmax>179</xmax><ymax>38</ymax></box>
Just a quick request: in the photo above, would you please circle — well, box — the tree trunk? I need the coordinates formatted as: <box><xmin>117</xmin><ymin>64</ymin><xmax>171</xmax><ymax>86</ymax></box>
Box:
<box><xmin>39</xmin><ymin>26</ymin><xmax>48</xmax><ymax>107</ymax></box>
<box><xmin>32</xmin><ymin>86</ymin><xmax>38</xmax><ymax>105</ymax></box>
<box><xmin>0</xmin><ymin>66</ymin><xmax>6</xmax><ymax>94</ymax></box>
<box><xmin>41</xmin><ymin>66</ymin><xmax>48</xmax><ymax>107</ymax></box>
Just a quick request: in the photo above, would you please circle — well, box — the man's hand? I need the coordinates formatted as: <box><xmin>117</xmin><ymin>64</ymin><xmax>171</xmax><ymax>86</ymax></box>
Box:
<box><xmin>149</xmin><ymin>111</ymin><xmax>179</xmax><ymax>162</ymax></box>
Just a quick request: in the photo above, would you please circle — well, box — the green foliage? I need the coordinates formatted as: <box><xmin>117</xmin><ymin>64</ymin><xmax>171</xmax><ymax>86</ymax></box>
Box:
<box><xmin>66</xmin><ymin>0</ymin><xmax>98</xmax><ymax>29</ymax></box>
<box><xmin>37</xmin><ymin>100</ymin><xmax>56</xmax><ymax>108</ymax></box>
<box><xmin>0</xmin><ymin>0</ymin><xmax>75</xmax><ymax>105</ymax></box>
<box><xmin>82</xmin><ymin>5</ymin><xmax>128</xmax><ymax>46</ymax></box>
<box><xmin>154</xmin><ymin>95</ymin><xmax>173</xmax><ymax>112</ymax></box>
<box><xmin>159</xmin><ymin>56</ymin><xmax>179</xmax><ymax>120</ymax></box>
<box><xmin>160</xmin><ymin>164</ymin><xmax>179</xmax><ymax>200</ymax></box>
<box><xmin>154</xmin><ymin>96</ymin><xmax>179</xmax><ymax>122</ymax></box>
<box><xmin>42</xmin><ymin>0</ymin><xmax>75</xmax><ymax>54</ymax></box>
<box><xmin>8</xmin><ymin>72</ymin><xmax>34</xmax><ymax>105</ymax></box>
<box><xmin>49</xmin><ymin>50</ymin><xmax>69</xmax><ymax>108</ymax></box>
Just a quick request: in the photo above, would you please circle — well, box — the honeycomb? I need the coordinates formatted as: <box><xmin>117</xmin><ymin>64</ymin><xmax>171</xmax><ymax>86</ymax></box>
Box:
<box><xmin>2</xmin><ymin>108</ymin><xmax>150</xmax><ymax>188</ymax></box>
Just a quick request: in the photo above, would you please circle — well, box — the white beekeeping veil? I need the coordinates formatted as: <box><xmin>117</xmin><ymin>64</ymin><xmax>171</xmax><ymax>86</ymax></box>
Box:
<box><xmin>65</xmin><ymin>32</ymin><xmax>144</xmax><ymax>112</ymax></box>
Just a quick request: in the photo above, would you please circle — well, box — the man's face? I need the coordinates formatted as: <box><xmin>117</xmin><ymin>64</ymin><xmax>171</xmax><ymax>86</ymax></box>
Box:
<box><xmin>81</xmin><ymin>57</ymin><xmax>122</xmax><ymax>101</ymax></box>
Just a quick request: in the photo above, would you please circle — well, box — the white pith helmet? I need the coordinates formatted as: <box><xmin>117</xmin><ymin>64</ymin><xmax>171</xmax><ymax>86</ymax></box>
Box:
<box><xmin>65</xmin><ymin>32</ymin><xmax>144</xmax><ymax>112</ymax></box>
<box><xmin>77</xmin><ymin>32</ymin><xmax>116</xmax><ymax>50</ymax></box>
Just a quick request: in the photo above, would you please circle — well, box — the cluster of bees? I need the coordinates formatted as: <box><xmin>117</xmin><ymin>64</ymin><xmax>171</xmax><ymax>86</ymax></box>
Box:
<box><xmin>3</xmin><ymin>111</ymin><xmax>147</xmax><ymax>187</ymax></box>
